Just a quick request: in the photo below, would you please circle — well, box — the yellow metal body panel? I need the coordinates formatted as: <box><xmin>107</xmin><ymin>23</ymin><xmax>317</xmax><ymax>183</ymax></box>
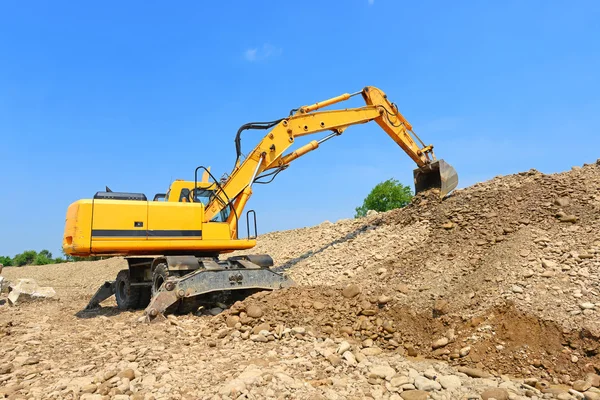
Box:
<box><xmin>63</xmin><ymin>200</ymin><xmax>93</xmax><ymax>256</ymax></box>
<box><xmin>63</xmin><ymin>198</ymin><xmax>255</xmax><ymax>256</ymax></box>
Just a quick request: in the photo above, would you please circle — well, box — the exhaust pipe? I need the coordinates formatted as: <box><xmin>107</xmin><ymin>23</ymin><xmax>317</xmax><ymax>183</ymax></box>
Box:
<box><xmin>413</xmin><ymin>159</ymin><xmax>459</xmax><ymax>199</ymax></box>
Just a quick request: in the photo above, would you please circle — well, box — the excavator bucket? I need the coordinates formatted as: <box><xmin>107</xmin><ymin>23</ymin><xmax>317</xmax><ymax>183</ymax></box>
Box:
<box><xmin>413</xmin><ymin>159</ymin><xmax>459</xmax><ymax>198</ymax></box>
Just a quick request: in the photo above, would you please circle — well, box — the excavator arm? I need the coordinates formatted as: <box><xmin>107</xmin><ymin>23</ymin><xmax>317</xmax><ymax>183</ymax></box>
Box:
<box><xmin>203</xmin><ymin>86</ymin><xmax>458</xmax><ymax>236</ymax></box>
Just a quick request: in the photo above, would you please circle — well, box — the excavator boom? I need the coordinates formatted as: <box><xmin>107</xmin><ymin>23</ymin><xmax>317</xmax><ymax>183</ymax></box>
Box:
<box><xmin>204</xmin><ymin>86</ymin><xmax>458</xmax><ymax>224</ymax></box>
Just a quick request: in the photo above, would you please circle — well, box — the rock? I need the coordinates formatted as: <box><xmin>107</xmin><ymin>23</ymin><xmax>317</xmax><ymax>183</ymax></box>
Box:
<box><xmin>382</xmin><ymin>320</ymin><xmax>395</xmax><ymax>333</ymax></box>
<box><xmin>560</xmin><ymin>215</ymin><xmax>578</xmax><ymax>223</ymax></box>
<box><xmin>251</xmin><ymin>334</ymin><xmax>268</xmax><ymax>342</ymax></box>
<box><xmin>226</xmin><ymin>315</ymin><xmax>240</xmax><ymax>328</ymax></box>
<box><xmin>117</xmin><ymin>368</ymin><xmax>135</xmax><ymax>380</ymax></box>
<box><xmin>342</xmin><ymin>284</ymin><xmax>361</xmax><ymax>298</ymax></box>
<box><xmin>584</xmin><ymin>392</ymin><xmax>600</xmax><ymax>400</ymax></box>
<box><xmin>459</xmin><ymin>346</ymin><xmax>471</xmax><ymax>357</ymax></box>
<box><xmin>7</xmin><ymin>278</ymin><xmax>56</xmax><ymax>305</ymax></box>
<box><xmin>246</xmin><ymin>305</ymin><xmax>264</xmax><ymax>318</ymax></box>
<box><xmin>580</xmin><ymin>303</ymin><xmax>596</xmax><ymax>310</ymax></box>
<box><xmin>313</xmin><ymin>301</ymin><xmax>325</xmax><ymax>310</ymax></box>
<box><xmin>555</xmin><ymin>197</ymin><xmax>571</xmax><ymax>207</ymax></box>
<box><xmin>339</xmin><ymin>326</ymin><xmax>353</xmax><ymax>335</ymax></box>
<box><xmin>438</xmin><ymin>375</ymin><xmax>461</xmax><ymax>390</ymax></box>
<box><xmin>406</xmin><ymin>345</ymin><xmax>418</xmax><ymax>357</ymax></box>
<box><xmin>586</xmin><ymin>373</ymin><xmax>600</xmax><ymax>387</ymax></box>
<box><xmin>219</xmin><ymin>379</ymin><xmax>246</xmax><ymax>395</ymax></box>
<box><xmin>378</xmin><ymin>295</ymin><xmax>392</xmax><ymax>304</ymax></box>
<box><xmin>362</xmin><ymin>347</ymin><xmax>383</xmax><ymax>356</ymax></box>
<box><xmin>81</xmin><ymin>384</ymin><xmax>98</xmax><ymax>394</ymax></box>
<box><xmin>367</xmin><ymin>210</ymin><xmax>379</xmax><ymax>217</ymax></box>
<box><xmin>400</xmin><ymin>391</ymin><xmax>430</xmax><ymax>400</ymax></box>
<box><xmin>481</xmin><ymin>388</ymin><xmax>509</xmax><ymax>400</ymax></box>
<box><xmin>252</xmin><ymin>322</ymin><xmax>270</xmax><ymax>334</ymax></box>
<box><xmin>432</xmin><ymin>337</ymin><xmax>449</xmax><ymax>349</ymax></box>
<box><xmin>542</xmin><ymin>259</ymin><xmax>558</xmax><ymax>269</ymax></box>
<box><xmin>208</xmin><ymin>307</ymin><xmax>223</xmax><ymax>315</ymax></box>
<box><xmin>457</xmin><ymin>367</ymin><xmax>491</xmax><ymax>378</ymax></box>
<box><xmin>391</xmin><ymin>376</ymin><xmax>412</xmax><ymax>387</ymax></box>
<box><xmin>442</xmin><ymin>221</ymin><xmax>454</xmax><ymax>230</ymax></box>
<box><xmin>573</xmin><ymin>381</ymin><xmax>592</xmax><ymax>392</ymax></box>
<box><xmin>523</xmin><ymin>269</ymin><xmax>535</xmax><ymax>278</ymax></box>
<box><xmin>414</xmin><ymin>376</ymin><xmax>441</xmax><ymax>391</ymax></box>
<box><xmin>327</xmin><ymin>354</ymin><xmax>342</xmax><ymax>366</ymax></box>
<box><xmin>433</xmin><ymin>299</ymin><xmax>449</xmax><ymax>317</ymax></box>
<box><xmin>511</xmin><ymin>285</ymin><xmax>523</xmax><ymax>293</ymax></box>
<box><xmin>337</xmin><ymin>341</ymin><xmax>351</xmax><ymax>354</ymax></box>
<box><xmin>369</xmin><ymin>365</ymin><xmax>396</xmax><ymax>381</ymax></box>
<box><xmin>292</xmin><ymin>326</ymin><xmax>306</xmax><ymax>335</ymax></box>
<box><xmin>397</xmin><ymin>283</ymin><xmax>410</xmax><ymax>294</ymax></box>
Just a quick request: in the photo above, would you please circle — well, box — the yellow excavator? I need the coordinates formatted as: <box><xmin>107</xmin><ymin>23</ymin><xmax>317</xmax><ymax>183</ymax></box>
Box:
<box><xmin>63</xmin><ymin>86</ymin><xmax>458</xmax><ymax>317</ymax></box>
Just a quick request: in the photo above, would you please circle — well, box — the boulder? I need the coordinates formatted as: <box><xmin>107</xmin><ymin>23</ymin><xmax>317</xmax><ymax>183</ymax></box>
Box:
<box><xmin>8</xmin><ymin>279</ymin><xmax>56</xmax><ymax>305</ymax></box>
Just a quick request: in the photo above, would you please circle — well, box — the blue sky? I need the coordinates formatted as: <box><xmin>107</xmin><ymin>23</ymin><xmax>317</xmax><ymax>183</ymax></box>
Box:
<box><xmin>1</xmin><ymin>1</ymin><xmax>599</xmax><ymax>257</ymax></box>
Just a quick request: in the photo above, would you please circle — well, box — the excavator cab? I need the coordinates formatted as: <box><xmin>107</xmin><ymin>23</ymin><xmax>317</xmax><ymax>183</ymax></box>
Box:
<box><xmin>413</xmin><ymin>159</ymin><xmax>459</xmax><ymax>198</ymax></box>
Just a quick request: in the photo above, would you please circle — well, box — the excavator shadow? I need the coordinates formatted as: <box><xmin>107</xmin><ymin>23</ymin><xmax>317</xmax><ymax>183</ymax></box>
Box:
<box><xmin>74</xmin><ymin>306</ymin><xmax>127</xmax><ymax>319</ymax></box>
<box><xmin>275</xmin><ymin>219</ymin><xmax>382</xmax><ymax>273</ymax></box>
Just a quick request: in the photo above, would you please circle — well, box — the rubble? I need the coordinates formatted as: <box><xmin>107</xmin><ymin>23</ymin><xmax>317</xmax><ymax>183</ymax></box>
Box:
<box><xmin>0</xmin><ymin>162</ymin><xmax>599</xmax><ymax>398</ymax></box>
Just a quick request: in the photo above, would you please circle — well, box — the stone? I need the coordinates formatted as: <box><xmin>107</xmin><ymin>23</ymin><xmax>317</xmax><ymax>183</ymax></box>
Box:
<box><xmin>369</xmin><ymin>365</ymin><xmax>396</xmax><ymax>381</ymax></box>
<box><xmin>251</xmin><ymin>334</ymin><xmax>268</xmax><ymax>342</ymax></box>
<box><xmin>406</xmin><ymin>345</ymin><xmax>418</xmax><ymax>357</ymax></box>
<box><xmin>442</xmin><ymin>221</ymin><xmax>454</xmax><ymax>230</ymax></box>
<box><xmin>438</xmin><ymin>375</ymin><xmax>462</xmax><ymax>390</ymax></box>
<box><xmin>432</xmin><ymin>337</ymin><xmax>449</xmax><ymax>349</ymax></box>
<box><xmin>378</xmin><ymin>295</ymin><xmax>392</xmax><ymax>304</ymax></box>
<box><xmin>580</xmin><ymin>303</ymin><xmax>596</xmax><ymax>310</ymax></box>
<box><xmin>511</xmin><ymin>285</ymin><xmax>524</xmax><ymax>293</ymax></box>
<box><xmin>7</xmin><ymin>279</ymin><xmax>56</xmax><ymax>305</ymax></box>
<box><xmin>337</xmin><ymin>341</ymin><xmax>351</xmax><ymax>354</ymax></box>
<box><xmin>219</xmin><ymin>379</ymin><xmax>246</xmax><ymax>395</ymax></box>
<box><xmin>481</xmin><ymin>388</ymin><xmax>509</xmax><ymax>400</ymax></box>
<box><xmin>459</xmin><ymin>346</ymin><xmax>471</xmax><ymax>357</ymax></box>
<box><xmin>226</xmin><ymin>315</ymin><xmax>240</xmax><ymax>328</ymax></box>
<box><xmin>391</xmin><ymin>376</ymin><xmax>412</xmax><ymax>387</ymax></box>
<box><xmin>342</xmin><ymin>284</ymin><xmax>361</xmax><ymax>298</ymax></box>
<box><xmin>313</xmin><ymin>301</ymin><xmax>325</xmax><ymax>310</ymax></box>
<box><xmin>573</xmin><ymin>381</ymin><xmax>592</xmax><ymax>392</ymax></box>
<box><xmin>362</xmin><ymin>347</ymin><xmax>383</xmax><ymax>356</ymax></box>
<box><xmin>292</xmin><ymin>326</ymin><xmax>306</xmax><ymax>335</ymax></box>
<box><xmin>433</xmin><ymin>299</ymin><xmax>449</xmax><ymax>317</ymax></box>
<box><xmin>555</xmin><ymin>197</ymin><xmax>571</xmax><ymax>207</ymax></box>
<box><xmin>414</xmin><ymin>376</ymin><xmax>441</xmax><ymax>391</ymax></box>
<box><xmin>560</xmin><ymin>215</ymin><xmax>578</xmax><ymax>223</ymax></box>
<box><xmin>397</xmin><ymin>283</ymin><xmax>410</xmax><ymax>294</ymax></box>
<box><xmin>586</xmin><ymin>373</ymin><xmax>600</xmax><ymax>387</ymax></box>
<box><xmin>339</xmin><ymin>326</ymin><xmax>353</xmax><ymax>335</ymax></box>
<box><xmin>117</xmin><ymin>369</ymin><xmax>135</xmax><ymax>380</ymax></box>
<box><xmin>457</xmin><ymin>367</ymin><xmax>491</xmax><ymax>378</ymax></box>
<box><xmin>542</xmin><ymin>259</ymin><xmax>558</xmax><ymax>269</ymax></box>
<box><xmin>327</xmin><ymin>354</ymin><xmax>342</xmax><ymax>366</ymax></box>
<box><xmin>246</xmin><ymin>305</ymin><xmax>264</xmax><ymax>318</ymax></box>
<box><xmin>400</xmin><ymin>391</ymin><xmax>429</xmax><ymax>400</ymax></box>
<box><xmin>584</xmin><ymin>392</ymin><xmax>600</xmax><ymax>400</ymax></box>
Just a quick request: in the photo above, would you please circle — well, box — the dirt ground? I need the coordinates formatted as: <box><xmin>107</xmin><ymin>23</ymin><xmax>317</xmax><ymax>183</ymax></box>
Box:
<box><xmin>1</xmin><ymin>161</ymin><xmax>600</xmax><ymax>400</ymax></box>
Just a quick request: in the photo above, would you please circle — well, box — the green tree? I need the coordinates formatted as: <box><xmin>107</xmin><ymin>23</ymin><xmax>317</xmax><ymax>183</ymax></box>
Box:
<box><xmin>355</xmin><ymin>178</ymin><xmax>413</xmax><ymax>218</ymax></box>
<box><xmin>13</xmin><ymin>250</ymin><xmax>38</xmax><ymax>266</ymax></box>
<box><xmin>0</xmin><ymin>256</ymin><xmax>12</xmax><ymax>266</ymax></box>
<box><xmin>34</xmin><ymin>250</ymin><xmax>55</xmax><ymax>265</ymax></box>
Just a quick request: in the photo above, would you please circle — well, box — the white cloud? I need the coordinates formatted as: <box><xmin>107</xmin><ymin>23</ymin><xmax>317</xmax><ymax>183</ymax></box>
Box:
<box><xmin>244</xmin><ymin>43</ymin><xmax>282</xmax><ymax>62</ymax></box>
<box><xmin>245</xmin><ymin>48</ymin><xmax>258</xmax><ymax>62</ymax></box>
<box><xmin>368</xmin><ymin>0</ymin><xmax>374</xmax><ymax>5</ymax></box>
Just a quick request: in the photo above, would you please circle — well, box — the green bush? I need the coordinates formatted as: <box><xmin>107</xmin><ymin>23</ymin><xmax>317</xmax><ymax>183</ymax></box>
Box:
<box><xmin>13</xmin><ymin>250</ymin><xmax>38</xmax><ymax>266</ymax></box>
<box><xmin>0</xmin><ymin>256</ymin><xmax>12</xmax><ymax>266</ymax></box>
<box><xmin>355</xmin><ymin>178</ymin><xmax>413</xmax><ymax>218</ymax></box>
